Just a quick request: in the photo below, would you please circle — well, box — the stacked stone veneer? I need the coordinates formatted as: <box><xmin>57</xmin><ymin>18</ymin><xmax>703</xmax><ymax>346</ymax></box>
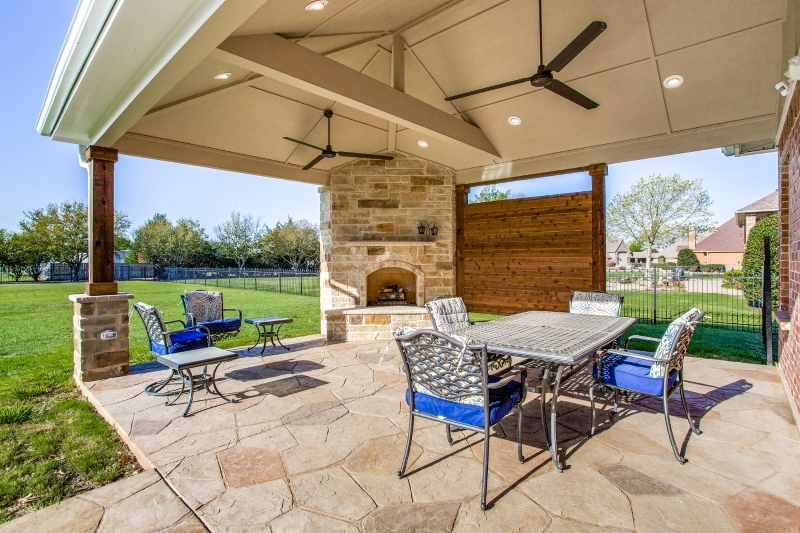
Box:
<box><xmin>70</xmin><ymin>293</ymin><xmax>134</xmax><ymax>382</ymax></box>
<box><xmin>320</xmin><ymin>152</ymin><xmax>456</xmax><ymax>340</ymax></box>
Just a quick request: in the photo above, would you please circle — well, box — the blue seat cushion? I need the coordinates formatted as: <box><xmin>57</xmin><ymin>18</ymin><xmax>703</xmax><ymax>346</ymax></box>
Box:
<box><xmin>405</xmin><ymin>375</ymin><xmax>522</xmax><ymax>427</ymax></box>
<box><xmin>593</xmin><ymin>353</ymin><xmax>678</xmax><ymax>396</ymax></box>
<box><xmin>197</xmin><ymin>318</ymin><xmax>241</xmax><ymax>334</ymax></box>
<box><xmin>150</xmin><ymin>330</ymin><xmax>208</xmax><ymax>355</ymax></box>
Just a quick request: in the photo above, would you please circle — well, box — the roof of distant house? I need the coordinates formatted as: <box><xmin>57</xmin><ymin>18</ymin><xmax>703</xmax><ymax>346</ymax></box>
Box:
<box><xmin>607</xmin><ymin>239</ymin><xmax>629</xmax><ymax>253</ymax></box>
<box><xmin>694</xmin><ymin>217</ymin><xmax>745</xmax><ymax>252</ymax></box>
<box><xmin>735</xmin><ymin>190</ymin><xmax>778</xmax><ymax>226</ymax></box>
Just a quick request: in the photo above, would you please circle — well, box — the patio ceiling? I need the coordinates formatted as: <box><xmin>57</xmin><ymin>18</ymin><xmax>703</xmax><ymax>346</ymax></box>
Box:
<box><xmin>39</xmin><ymin>0</ymin><xmax>795</xmax><ymax>185</ymax></box>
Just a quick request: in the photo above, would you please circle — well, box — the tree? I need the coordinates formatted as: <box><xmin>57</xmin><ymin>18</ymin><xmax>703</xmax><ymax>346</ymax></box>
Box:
<box><xmin>607</xmin><ymin>174</ymin><xmax>714</xmax><ymax>270</ymax></box>
<box><xmin>473</xmin><ymin>185</ymin><xmax>511</xmax><ymax>203</ymax></box>
<box><xmin>19</xmin><ymin>201</ymin><xmax>131</xmax><ymax>281</ymax></box>
<box><xmin>262</xmin><ymin>218</ymin><xmax>320</xmax><ymax>270</ymax></box>
<box><xmin>677</xmin><ymin>248</ymin><xmax>700</xmax><ymax>267</ymax></box>
<box><xmin>214</xmin><ymin>211</ymin><xmax>263</xmax><ymax>273</ymax></box>
<box><xmin>742</xmin><ymin>213</ymin><xmax>778</xmax><ymax>309</ymax></box>
<box><xmin>0</xmin><ymin>230</ymin><xmax>26</xmax><ymax>281</ymax></box>
<box><xmin>128</xmin><ymin>214</ymin><xmax>208</xmax><ymax>270</ymax></box>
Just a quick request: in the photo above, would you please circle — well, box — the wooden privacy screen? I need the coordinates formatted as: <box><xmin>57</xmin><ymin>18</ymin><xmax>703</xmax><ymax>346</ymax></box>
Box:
<box><xmin>457</xmin><ymin>191</ymin><xmax>595</xmax><ymax>315</ymax></box>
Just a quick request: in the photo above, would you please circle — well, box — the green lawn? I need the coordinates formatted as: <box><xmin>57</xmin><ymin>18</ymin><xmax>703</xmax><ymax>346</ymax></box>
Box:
<box><xmin>0</xmin><ymin>281</ymin><xmax>320</xmax><ymax>523</ymax></box>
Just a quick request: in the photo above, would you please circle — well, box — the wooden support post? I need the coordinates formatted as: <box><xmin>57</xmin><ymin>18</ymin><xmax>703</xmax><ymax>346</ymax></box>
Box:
<box><xmin>85</xmin><ymin>146</ymin><xmax>119</xmax><ymax>296</ymax></box>
<box><xmin>589</xmin><ymin>164</ymin><xmax>607</xmax><ymax>291</ymax></box>
<box><xmin>455</xmin><ymin>184</ymin><xmax>468</xmax><ymax>298</ymax></box>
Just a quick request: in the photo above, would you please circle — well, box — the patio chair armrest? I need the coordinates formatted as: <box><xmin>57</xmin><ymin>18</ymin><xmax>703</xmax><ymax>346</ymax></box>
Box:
<box><xmin>603</xmin><ymin>349</ymin><xmax>667</xmax><ymax>364</ymax></box>
<box><xmin>487</xmin><ymin>366</ymin><xmax>528</xmax><ymax>390</ymax></box>
<box><xmin>223</xmin><ymin>308</ymin><xmax>243</xmax><ymax>321</ymax></box>
<box><xmin>623</xmin><ymin>335</ymin><xmax>661</xmax><ymax>349</ymax></box>
<box><xmin>163</xmin><ymin>319</ymin><xmax>187</xmax><ymax>329</ymax></box>
<box><xmin>182</xmin><ymin>312</ymin><xmax>195</xmax><ymax>326</ymax></box>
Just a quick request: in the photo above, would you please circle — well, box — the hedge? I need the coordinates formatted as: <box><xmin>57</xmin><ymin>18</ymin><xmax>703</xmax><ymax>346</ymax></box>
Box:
<box><xmin>742</xmin><ymin>213</ymin><xmax>778</xmax><ymax>309</ymax></box>
<box><xmin>677</xmin><ymin>248</ymin><xmax>701</xmax><ymax>267</ymax></box>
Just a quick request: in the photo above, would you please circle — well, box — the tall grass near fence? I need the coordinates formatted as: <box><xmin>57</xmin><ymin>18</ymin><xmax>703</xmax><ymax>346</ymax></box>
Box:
<box><xmin>166</xmin><ymin>267</ymin><xmax>320</xmax><ymax>297</ymax></box>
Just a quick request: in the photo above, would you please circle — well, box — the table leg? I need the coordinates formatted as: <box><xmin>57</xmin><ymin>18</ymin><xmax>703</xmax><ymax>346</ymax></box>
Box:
<box><xmin>549</xmin><ymin>365</ymin><xmax>565</xmax><ymax>472</ymax></box>
<box><xmin>208</xmin><ymin>362</ymin><xmax>233</xmax><ymax>404</ymax></box>
<box><xmin>259</xmin><ymin>325</ymin><xmax>268</xmax><ymax>355</ymax></box>
<box><xmin>182</xmin><ymin>368</ymin><xmax>195</xmax><ymax>417</ymax></box>
<box><xmin>540</xmin><ymin>364</ymin><xmax>552</xmax><ymax>447</ymax></box>
<box><xmin>274</xmin><ymin>323</ymin><xmax>289</xmax><ymax>350</ymax></box>
<box><xmin>145</xmin><ymin>369</ymin><xmax>179</xmax><ymax>397</ymax></box>
<box><xmin>248</xmin><ymin>323</ymin><xmax>261</xmax><ymax>352</ymax></box>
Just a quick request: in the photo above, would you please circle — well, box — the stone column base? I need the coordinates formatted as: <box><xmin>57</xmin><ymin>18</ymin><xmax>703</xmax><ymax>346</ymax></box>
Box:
<box><xmin>69</xmin><ymin>293</ymin><xmax>134</xmax><ymax>383</ymax></box>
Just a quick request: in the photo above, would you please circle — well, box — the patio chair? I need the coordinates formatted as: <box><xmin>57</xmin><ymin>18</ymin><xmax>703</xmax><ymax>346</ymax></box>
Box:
<box><xmin>133</xmin><ymin>302</ymin><xmax>211</xmax><ymax>397</ymax></box>
<box><xmin>588</xmin><ymin>308</ymin><xmax>706</xmax><ymax>463</ymax></box>
<box><xmin>569</xmin><ymin>290</ymin><xmax>623</xmax><ymax>317</ymax></box>
<box><xmin>180</xmin><ymin>290</ymin><xmax>242</xmax><ymax>342</ymax></box>
<box><xmin>394</xmin><ymin>329</ymin><xmax>527</xmax><ymax>511</ymax></box>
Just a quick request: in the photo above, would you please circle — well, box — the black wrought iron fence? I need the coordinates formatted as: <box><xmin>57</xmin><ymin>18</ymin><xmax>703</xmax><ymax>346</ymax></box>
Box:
<box><xmin>165</xmin><ymin>267</ymin><xmax>320</xmax><ymax>297</ymax></box>
<box><xmin>0</xmin><ymin>263</ymin><xmax>154</xmax><ymax>283</ymax></box>
<box><xmin>606</xmin><ymin>267</ymin><xmax>762</xmax><ymax>331</ymax></box>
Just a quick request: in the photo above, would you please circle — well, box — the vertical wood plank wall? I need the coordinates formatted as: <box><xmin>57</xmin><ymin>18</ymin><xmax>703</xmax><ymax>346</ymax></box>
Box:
<box><xmin>458</xmin><ymin>192</ymin><xmax>594</xmax><ymax>315</ymax></box>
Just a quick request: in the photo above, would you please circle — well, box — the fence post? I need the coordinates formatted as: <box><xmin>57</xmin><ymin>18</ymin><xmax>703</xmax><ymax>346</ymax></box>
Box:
<box><xmin>652</xmin><ymin>267</ymin><xmax>657</xmax><ymax>325</ymax></box>
<box><xmin>300</xmin><ymin>274</ymin><xmax>303</xmax><ymax>295</ymax></box>
<box><xmin>279</xmin><ymin>273</ymin><xmax>282</xmax><ymax>293</ymax></box>
<box><xmin>764</xmin><ymin>235</ymin><xmax>773</xmax><ymax>365</ymax></box>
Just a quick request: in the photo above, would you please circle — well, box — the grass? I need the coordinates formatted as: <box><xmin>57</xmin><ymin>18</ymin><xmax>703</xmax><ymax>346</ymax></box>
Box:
<box><xmin>0</xmin><ymin>281</ymin><xmax>320</xmax><ymax>523</ymax></box>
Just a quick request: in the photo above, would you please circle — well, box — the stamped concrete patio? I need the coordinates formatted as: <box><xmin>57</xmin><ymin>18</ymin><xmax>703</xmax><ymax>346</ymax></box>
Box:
<box><xmin>4</xmin><ymin>334</ymin><xmax>800</xmax><ymax>533</ymax></box>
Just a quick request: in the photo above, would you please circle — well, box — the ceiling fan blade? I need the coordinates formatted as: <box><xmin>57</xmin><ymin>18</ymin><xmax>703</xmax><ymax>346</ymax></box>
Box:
<box><xmin>444</xmin><ymin>76</ymin><xmax>531</xmax><ymax>101</ymax></box>
<box><xmin>283</xmin><ymin>137</ymin><xmax>325</xmax><ymax>152</ymax></box>
<box><xmin>337</xmin><ymin>152</ymin><xmax>394</xmax><ymax>160</ymax></box>
<box><xmin>302</xmin><ymin>154</ymin><xmax>326</xmax><ymax>170</ymax></box>
<box><xmin>544</xmin><ymin>78</ymin><xmax>599</xmax><ymax>109</ymax></box>
<box><xmin>545</xmin><ymin>21</ymin><xmax>607</xmax><ymax>73</ymax></box>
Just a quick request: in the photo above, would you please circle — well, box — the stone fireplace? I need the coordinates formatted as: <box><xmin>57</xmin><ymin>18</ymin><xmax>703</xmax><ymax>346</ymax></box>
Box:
<box><xmin>319</xmin><ymin>152</ymin><xmax>456</xmax><ymax>340</ymax></box>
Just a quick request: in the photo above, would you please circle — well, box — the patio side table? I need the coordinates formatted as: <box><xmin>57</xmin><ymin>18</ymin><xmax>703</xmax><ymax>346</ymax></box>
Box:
<box><xmin>154</xmin><ymin>347</ymin><xmax>238</xmax><ymax>417</ymax></box>
<box><xmin>245</xmin><ymin>316</ymin><xmax>293</xmax><ymax>354</ymax></box>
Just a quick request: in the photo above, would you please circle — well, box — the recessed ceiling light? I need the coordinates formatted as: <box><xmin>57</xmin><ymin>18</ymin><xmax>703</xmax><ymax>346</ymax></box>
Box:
<box><xmin>214</xmin><ymin>72</ymin><xmax>232</xmax><ymax>80</ymax></box>
<box><xmin>663</xmin><ymin>75</ymin><xmax>683</xmax><ymax>89</ymax></box>
<box><xmin>508</xmin><ymin>115</ymin><xmax>522</xmax><ymax>126</ymax></box>
<box><xmin>417</xmin><ymin>140</ymin><xmax>429</xmax><ymax>148</ymax></box>
<box><xmin>305</xmin><ymin>0</ymin><xmax>328</xmax><ymax>10</ymax></box>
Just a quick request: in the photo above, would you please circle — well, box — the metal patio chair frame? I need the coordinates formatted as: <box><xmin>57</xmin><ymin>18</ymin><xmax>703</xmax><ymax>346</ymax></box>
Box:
<box><xmin>588</xmin><ymin>309</ymin><xmax>706</xmax><ymax>463</ymax></box>
<box><xmin>180</xmin><ymin>290</ymin><xmax>243</xmax><ymax>343</ymax></box>
<box><xmin>133</xmin><ymin>302</ymin><xmax>214</xmax><ymax>403</ymax></box>
<box><xmin>394</xmin><ymin>329</ymin><xmax>527</xmax><ymax>510</ymax></box>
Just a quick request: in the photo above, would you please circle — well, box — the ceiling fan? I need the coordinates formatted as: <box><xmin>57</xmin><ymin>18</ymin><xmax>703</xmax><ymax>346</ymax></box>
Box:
<box><xmin>444</xmin><ymin>0</ymin><xmax>606</xmax><ymax>109</ymax></box>
<box><xmin>283</xmin><ymin>109</ymin><xmax>394</xmax><ymax>170</ymax></box>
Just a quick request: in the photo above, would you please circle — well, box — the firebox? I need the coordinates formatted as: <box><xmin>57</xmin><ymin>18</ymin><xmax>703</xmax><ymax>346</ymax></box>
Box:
<box><xmin>366</xmin><ymin>267</ymin><xmax>417</xmax><ymax>306</ymax></box>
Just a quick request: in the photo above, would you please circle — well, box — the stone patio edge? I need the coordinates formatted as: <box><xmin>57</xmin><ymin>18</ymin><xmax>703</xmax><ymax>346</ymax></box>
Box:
<box><xmin>75</xmin><ymin>377</ymin><xmax>155</xmax><ymax>470</ymax></box>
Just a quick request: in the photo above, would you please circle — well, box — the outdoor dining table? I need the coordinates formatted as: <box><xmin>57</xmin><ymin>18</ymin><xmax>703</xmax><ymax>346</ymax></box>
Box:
<box><xmin>450</xmin><ymin>310</ymin><xmax>636</xmax><ymax>471</ymax></box>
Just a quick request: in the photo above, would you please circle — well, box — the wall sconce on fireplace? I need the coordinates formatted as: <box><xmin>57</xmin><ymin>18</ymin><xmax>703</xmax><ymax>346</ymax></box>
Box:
<box><xmin>417</xmin><ymin>221</ymin><xmax>438</xmax><ymax>239</ymax></box>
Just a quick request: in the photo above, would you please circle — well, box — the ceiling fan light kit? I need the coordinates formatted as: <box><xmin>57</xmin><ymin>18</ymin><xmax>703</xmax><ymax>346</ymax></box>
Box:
<box><xmin>283</xmin><ymin>109</ymin><xmax>394</xmax><ymax>170</ymax></box>
<box><xmin>445</xmin><ymin>0</ymin><xmax>605</xmax><ymax>110</ymax></box>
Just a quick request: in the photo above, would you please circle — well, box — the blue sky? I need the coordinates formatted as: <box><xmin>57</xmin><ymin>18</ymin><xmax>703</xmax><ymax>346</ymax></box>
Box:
<box><xmin>0</xmin><ymin>2</ymin><xmax>779</xmax><ymax>236</ymax></box>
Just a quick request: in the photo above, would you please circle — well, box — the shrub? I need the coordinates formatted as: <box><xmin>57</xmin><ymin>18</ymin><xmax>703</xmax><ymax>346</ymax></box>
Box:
<box><xmin>677</xmin><ymin>248</ymin><xmax>701</xmax><ymax>267</ymax></box>
<box><xmin>722</xmin><ymin>269</ymin><xmax>743</xmax><ymax>289</ymax></box>
<box><xmin>742</xmin><ymin>213</ymin><xmax>779</xmax><ymax>308</ymax></box>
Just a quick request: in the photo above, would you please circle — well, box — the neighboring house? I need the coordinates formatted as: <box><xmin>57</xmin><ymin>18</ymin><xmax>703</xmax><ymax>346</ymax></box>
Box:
<box><xmin>693</xmin><ymin>190</ymin><xmax>778</xmax><ymax>268</ymax></box>
<box><xmin>607</xmin><ymin>239</ymin><xmax>630</xmax><ymax>266</ymax></box>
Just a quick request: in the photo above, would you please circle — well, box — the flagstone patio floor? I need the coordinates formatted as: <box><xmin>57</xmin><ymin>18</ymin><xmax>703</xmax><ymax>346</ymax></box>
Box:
<box><xmin>3</xmin><ymin>334</ymin><xmax>800</xmax><ymax>532</ymax></box>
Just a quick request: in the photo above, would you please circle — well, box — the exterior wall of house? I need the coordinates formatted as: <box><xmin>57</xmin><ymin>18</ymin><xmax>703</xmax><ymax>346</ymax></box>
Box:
<box><xmin>319</xmin><ymin>152</ymin><xmax>455</xmax><ymax>340</ymax></box>
<box><xmin>777</xmin><ymin>85</ymin><xmax>800</xmax><ymax>424</ymax></box>
<box><xmin>698</xmin><ymin>251</ymin><xmax>743</xmax><ymax>268</ymax></box>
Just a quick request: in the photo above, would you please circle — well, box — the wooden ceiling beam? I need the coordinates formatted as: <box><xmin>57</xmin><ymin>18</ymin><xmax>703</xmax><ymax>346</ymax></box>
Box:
<box><xmin>213</xmin><ymin>33</ymin><xmax>500</xmax><ymax>157</ymax></box>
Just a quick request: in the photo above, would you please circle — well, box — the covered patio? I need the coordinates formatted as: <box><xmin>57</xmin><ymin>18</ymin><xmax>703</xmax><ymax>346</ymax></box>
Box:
<box><xmin>4</xmin><ymin>336</ymin><xmax>799</xmax><ymax>532</ymax></box>
<box><xmin>23</xmin><ymin>0</ymin><xmax>800</xmax><ymax>530</ymax></box>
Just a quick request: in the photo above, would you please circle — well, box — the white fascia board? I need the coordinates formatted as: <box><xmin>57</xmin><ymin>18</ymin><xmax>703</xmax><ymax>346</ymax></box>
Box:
<box><xmin>36</xmin><ymin>0</ymin><xmax>117</xmax><ymax>137</ymax></box>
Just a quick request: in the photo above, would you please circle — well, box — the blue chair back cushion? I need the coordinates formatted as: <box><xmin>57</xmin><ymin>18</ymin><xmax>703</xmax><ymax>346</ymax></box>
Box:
<box><xmin>150</xmin><ymin>330</ymin><xmax>208</xmax><ymax>355</ymax></box>
<box><xmin>405</xmin><ymin>375</ymin><xmax>522</xmax><ymax>427</ymax></box>
<box><xmin>593</xmin><ymin>353</ymin><xmax>678</xmax><ymax>396</ymax></box>
<box><xmin>197</xmin><ymin>318</ymin><xmax>241</xmax><ymax>334</ymax></box>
